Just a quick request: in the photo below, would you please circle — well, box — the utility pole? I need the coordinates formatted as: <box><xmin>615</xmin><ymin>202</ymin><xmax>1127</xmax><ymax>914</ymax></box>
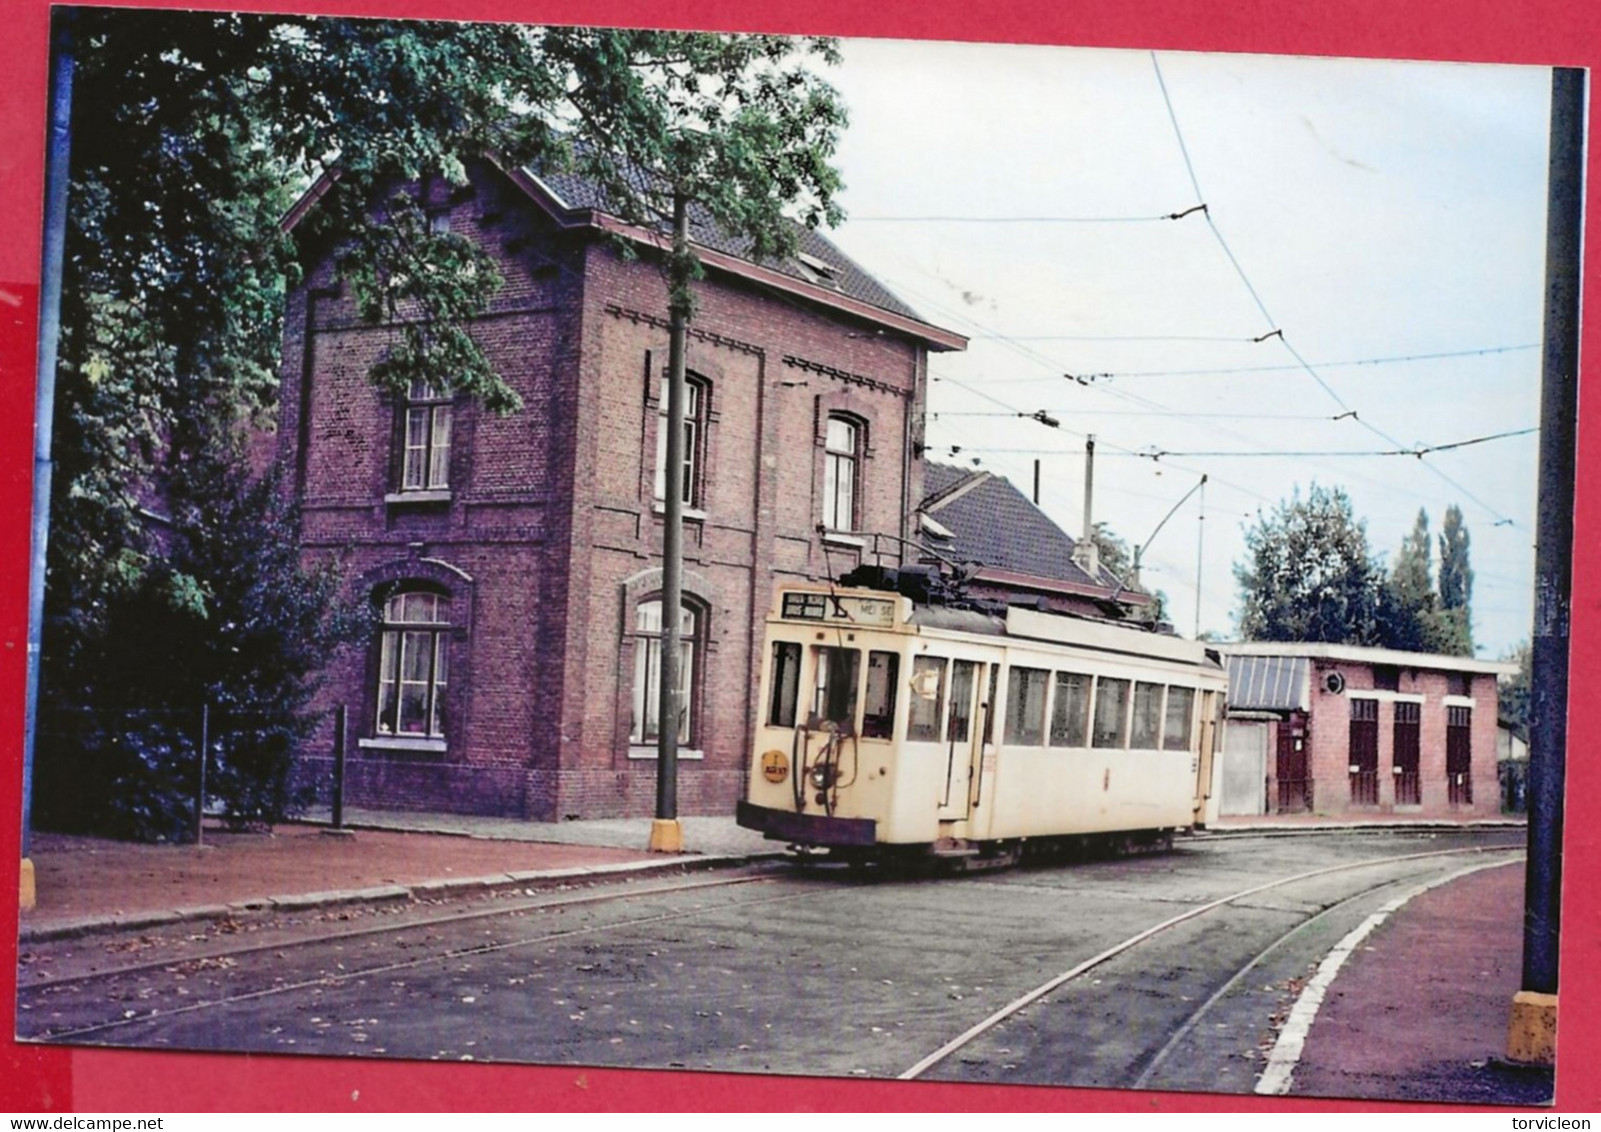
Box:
<box><xmin>1507</xmin><ymin>65</ymin><xmax>1583</xmax><ymax>1067</ymax></box>
<box><xmin>649</xmin><ymin>191</ymin><xmax>691</xmax><ymax>854</ymax></box>
<box><xmin>1072</xmin><ymin>436</ymin><xmax>1099</xmax><ymax>577</ymax></box>
<box><xmin>21</xmin><ymin>12</ymin><xmax>75</xmax><ymax>910</ymax></box>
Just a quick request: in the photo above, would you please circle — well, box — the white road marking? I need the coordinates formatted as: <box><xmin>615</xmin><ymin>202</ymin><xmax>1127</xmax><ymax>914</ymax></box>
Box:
<box><xmin>1253</xmin><ymin>856</ymin><xmax>1519</xmax><ymax>1096</ymax></box>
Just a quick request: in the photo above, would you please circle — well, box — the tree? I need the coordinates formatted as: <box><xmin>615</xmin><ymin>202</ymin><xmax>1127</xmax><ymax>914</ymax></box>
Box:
<box><xmin>1234</xmin><ymin>484</ymin><xmax>1384</xmax><ymax>644</ymax></box>
<box><xmin>1436</xmin><ymin>503</ymin><xmax>1475</xmax><ymax>655</ymax></box>
<box><xmin>1381</xmin><ymin>508</ymin><xmax>1446</xmax><ymax>652</ymax></box>
<box><xmin>1500</xmin><ymin>642</ymin><xmax>1532</xmax><ymax>739</ymax></box>
<box><xmin>36</xmin><ymin>428</ymin><xmax>366</xmax><ymax>840</ymax></box>
<box><xmin>41</xmin><ymin>13</ymin><xmax>847</xmax><ymax>835</ymax></box>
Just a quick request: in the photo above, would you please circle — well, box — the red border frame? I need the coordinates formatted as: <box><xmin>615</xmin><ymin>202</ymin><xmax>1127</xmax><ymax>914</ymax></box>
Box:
<box><xmin>3</xmin><ymin>0</ymin><xmax>1598</xmax><ymax>1113</ymax></box>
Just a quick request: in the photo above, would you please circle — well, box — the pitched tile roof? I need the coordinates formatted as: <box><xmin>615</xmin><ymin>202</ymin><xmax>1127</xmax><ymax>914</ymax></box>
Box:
<box><xmin>919</xmin><ymin>461</ymin><xmax>1124</xmax><ymax>593</ymax></box>
<box><xmin>529</xmin><ymin>160</ymin><xmax>924</xmax><ymax>323</ymax></box>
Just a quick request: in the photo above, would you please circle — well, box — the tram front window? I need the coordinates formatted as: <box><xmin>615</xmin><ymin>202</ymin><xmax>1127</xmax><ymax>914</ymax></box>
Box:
<box><xmin>811</xmin><ymin>646</ymin><xmax>860</xmax><ymax>732</ymax></box>
<box><xmin>862</xmin><ymin>651</ymin><xmax>900</xmax><ymax>740</ymax></box>
<box><xmin>768</xmin><ymin>641</ymin><xmax>802</xmax><ymax>728</ymax></box>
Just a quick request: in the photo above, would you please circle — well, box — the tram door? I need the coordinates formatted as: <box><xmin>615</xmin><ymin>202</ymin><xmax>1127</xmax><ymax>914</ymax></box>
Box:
<box><xmin>936</xmin><ymin>660</ymin><xmax>982</xmax><ymax>820</ymax></box>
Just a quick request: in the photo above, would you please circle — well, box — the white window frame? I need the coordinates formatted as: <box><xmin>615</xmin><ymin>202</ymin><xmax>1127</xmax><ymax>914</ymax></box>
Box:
<box><xmin>628</xmin><ymin>598</ymin><xmax>703</xmax><ymax>755</ymax></box>
<box><xmin>822</xmin><ymin>415</ymin><xmax>860</xmax><ymax>532</ymax></box>
<box><xmin>653</xmin><ymin>376</ymin><xmax>704</xmax><ymax>509</ymax></box>
<box><xmin>372</xmin><ymin>589</ymin><xmax>450</xmax><ymax>741</ymax></box>
<box><xmin>400</xmin><ymin>379</ymin><xmax>452</xmax><ymax>493</ymax></box>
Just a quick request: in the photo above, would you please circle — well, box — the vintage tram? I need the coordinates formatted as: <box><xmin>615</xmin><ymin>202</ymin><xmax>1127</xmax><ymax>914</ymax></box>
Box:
<box><xmin>736</xmin><ymin>569</ymin><xmax>1227</xmax><ymax>866</ymax></box>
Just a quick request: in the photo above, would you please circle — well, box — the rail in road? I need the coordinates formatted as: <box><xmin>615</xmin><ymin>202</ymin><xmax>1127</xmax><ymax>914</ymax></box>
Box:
<box><xmin>16</xmin><ymin>832</ymin><xmax>1524</xmax><ymax>1096</ymax></box>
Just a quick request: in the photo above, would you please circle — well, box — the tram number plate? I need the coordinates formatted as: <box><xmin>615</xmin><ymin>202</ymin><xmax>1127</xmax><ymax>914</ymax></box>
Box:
<box><xmin>761</xmin><ymin>750</ymin><xmax>790</xmax><ymax>783</ymax></box>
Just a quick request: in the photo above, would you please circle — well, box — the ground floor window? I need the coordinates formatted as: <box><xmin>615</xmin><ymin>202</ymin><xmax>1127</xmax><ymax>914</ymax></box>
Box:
<box><xmin>630</xmin><ymin>599</ymin><xmax>698</xmax><ymax>745</ymax></box>
<box><xmin>375</xmin><ymin>589</ymin><xmax>450</xmax><ymax>738</ymax></box>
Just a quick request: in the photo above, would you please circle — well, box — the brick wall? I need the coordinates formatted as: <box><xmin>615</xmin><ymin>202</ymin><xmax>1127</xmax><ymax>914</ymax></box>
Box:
<box><xmin>283</xmin><ymin>158</ymin><xmax>935</xmax><ymax>820</ymax></box>
<box><xmin>1285</xmin><ymin>660</ymin><xmax>1500</xmax><ymax>818</ymax></box>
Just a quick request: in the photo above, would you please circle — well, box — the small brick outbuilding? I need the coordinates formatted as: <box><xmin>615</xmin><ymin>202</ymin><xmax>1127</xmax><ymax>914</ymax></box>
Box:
<box><xmin>277</xmin><ymin>155</ymin><xmax>965</xmax><ymax>820</ymax></box>
<box><xmin>1218</xmin><ymin>642</ymin><xmax>1515</xmax><ymax>819</ymax></box>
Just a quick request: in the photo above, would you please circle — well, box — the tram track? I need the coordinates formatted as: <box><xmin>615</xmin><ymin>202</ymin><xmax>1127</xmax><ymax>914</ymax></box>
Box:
<box><xmin>12</xmin><ymin>864</ymin><xmax>787</xmax><ymax>1005</ymax></box>
<box><xmin>898</xmin><ymin>843</ymin><xmax>1524</xmax><ymax>1081</ymax></box>
<box><xmin>20</xmin><ymin>838</ymin><xmax>1525</xmax><ymax>1083</ymax></box>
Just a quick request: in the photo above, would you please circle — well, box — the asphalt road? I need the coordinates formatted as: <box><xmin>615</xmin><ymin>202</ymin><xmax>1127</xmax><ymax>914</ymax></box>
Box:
<box><xmin>16</xmin><ymin>830</ymin><xmax>1526</xmax><ymax>1101</ymax></box>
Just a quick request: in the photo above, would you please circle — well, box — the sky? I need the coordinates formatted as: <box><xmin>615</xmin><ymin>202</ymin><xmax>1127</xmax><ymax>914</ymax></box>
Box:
<box><xmin>814</xmin><ymin>38</ymin><xmax>1551</xmax><ymax>658</ymax></box>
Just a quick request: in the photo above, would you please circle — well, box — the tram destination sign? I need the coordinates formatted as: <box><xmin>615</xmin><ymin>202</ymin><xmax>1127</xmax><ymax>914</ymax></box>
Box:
<box><xmin>780</xmin><ymin>590</ymin><xmax>898</xmax><ymax>627</ymax></box>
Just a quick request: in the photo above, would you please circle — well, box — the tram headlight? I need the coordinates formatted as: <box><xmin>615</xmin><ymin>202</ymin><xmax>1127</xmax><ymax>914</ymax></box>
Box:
<box><xmin>809</xmin><ymin>764</ymin><xmax>834</xmax><ymax>790</ymax></box>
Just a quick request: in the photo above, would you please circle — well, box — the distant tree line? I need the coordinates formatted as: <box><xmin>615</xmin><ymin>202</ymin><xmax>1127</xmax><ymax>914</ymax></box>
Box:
<box><xmin>1233</xmin><ymin>484</ymin><xmax>1475</xmax><ymax>655</ymax></box>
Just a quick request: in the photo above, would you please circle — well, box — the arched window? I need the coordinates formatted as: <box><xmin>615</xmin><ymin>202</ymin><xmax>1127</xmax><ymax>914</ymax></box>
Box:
<box><xmin>629</xmin><ymin>598</ymin><xmax>700</xmax><ymax>745</ymax></box>
<box><xmin>653</xmin><ymin>375</ymin><xmax>707</xmax><ymax>508</ymax></box>
<box><xmin>822</xmin><ymin>415</ymin><xmax>860</xmax><ymax>531</ymax></box>
<box><xmin>375</xmin><ymin>589</ymin><xmax>450</xmax><ymax>738</ymax></box>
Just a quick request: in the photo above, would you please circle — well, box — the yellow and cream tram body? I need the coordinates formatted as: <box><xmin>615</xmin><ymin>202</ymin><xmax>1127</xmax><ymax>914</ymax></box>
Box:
<box><xmin>736</xmin><ymin>577</ymin><xmax>1227</xmax><ymax>865</ymax></box>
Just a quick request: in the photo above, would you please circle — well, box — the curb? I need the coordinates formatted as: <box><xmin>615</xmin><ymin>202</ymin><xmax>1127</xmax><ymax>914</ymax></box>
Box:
<box><xmin>18</xmin><ymin>849</ymin><xmax>785</xmax><ymax>944</ymax></box>
<box><xmin>1196</xmin><ymin>820</ymin><xmax>1525</xmax><ymax>839</ymax></box>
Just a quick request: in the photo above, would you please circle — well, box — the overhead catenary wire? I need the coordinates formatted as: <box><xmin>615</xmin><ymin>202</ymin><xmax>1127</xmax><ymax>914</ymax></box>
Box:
<box><xmin>934</xmin><ymin>422</ymin><xmax>1536</xmax><ymax>461</ymax></box>
<box><xmin>989</xmin><ymin>342</ymin><xmax>1543</xmax><ymax>383</ymax></box>
<box><xmin>1148</xmin><ymin>51</ymin><xmax>1522</xmax><ymax>532</ymax></box>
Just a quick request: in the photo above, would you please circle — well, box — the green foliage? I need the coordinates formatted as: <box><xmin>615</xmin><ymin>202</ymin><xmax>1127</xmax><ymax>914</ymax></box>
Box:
<box><xmin>43</xmin><ymin>13</ymin><xmax>847</xmax><ymax>836</ymax></box>
<box><xmin>51</xmin><ymin>10</ymin><xmax>845</xmax><ymax>643</ymax></box>
<box><xmin>38</xmin><ymin>430</ymin><xmax>368</xmax><ymax>840</ymax></box>
<box><xmin>1382</xmin><ymin>508</ymin><xmax>1452</xmax><ymax>653</ymax></box>
<box><xmin>1234</xmin><ymin>484</ymin><xmax>1385</xmax><ymax>644</ymax></box>
<box><xmin>1499</xmin><ymin>642</ymin><xmax>1532</xmax><ymax>738</ymax></box>
<box><xmin>1436</xmin><ymin>504</ymin><xmax>1475</xmax><ymax>654</ymax></box>
<box><xmin>1090</xmin><ymin>522</ymin><xmax>1167</xmax><ymax>624</ymax></box>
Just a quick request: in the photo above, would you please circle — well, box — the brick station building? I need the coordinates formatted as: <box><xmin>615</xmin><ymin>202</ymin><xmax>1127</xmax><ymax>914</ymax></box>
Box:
<box><xmin>1217</xmin><ymin>642</ymin><xmax>1515</xmax><ymax>819</ymax></box>
<box><xmin>277</xmin><ymin>156</ymin><xmax>966</xmax><ymax>820</ymax></box>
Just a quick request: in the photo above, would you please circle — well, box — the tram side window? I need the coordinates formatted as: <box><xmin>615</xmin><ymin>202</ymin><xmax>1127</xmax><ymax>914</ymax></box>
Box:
<box><xmin>1004</xmin><ymin>666</ymin><xmax>1049</xmax><ymax>746</ymax></box>
<box><xmin>1163</xmin><ymin>687</ymin><xmax>1196</xmax><ymax>751</ymax></box>
<box><xmin>907</xmin><ymin>656</ymin><xmax>947</xmax><ymax>742</ymax></box>
<box><xmin>948</xmin><ymin>660</ymin><xmax>978</xmax><ymax>744</ymax></box>
<box><xmin>862</xmin><ymin>651</ymin><xmax>900</xmax><ymax>740</ymax></box>
<box><xmin>1130</xmin><ymin>682</ymin><xmax>1163</xmax><ymax>749</ymax></box>
<box><xmin>1092</xmin><ymin>677</ymin><xmax>1131</xmax><ymax>748</ymax></box>
<box><xmin>1050</xmin><ymin>672</ymin><xmax>1091</xmax><ymax>747</ymax></box>
<box><xmin>811</xmin><ymin>646</ymin><xmax>860</xmax><ymax>731</ymax></box>
<box><xmin>768</xmin><ymin>642</ymin><xmax>802</xmax><ymax>728</ymax></box>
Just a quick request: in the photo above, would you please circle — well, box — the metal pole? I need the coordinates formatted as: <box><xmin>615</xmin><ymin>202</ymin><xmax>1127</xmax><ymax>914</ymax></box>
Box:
<box><xmin>1081</xmin><ymin>435</ymin><xmax>1096</xmax><ymax>548</ymax></box>
<box><xmin>1195</xmin><ymin>478</ymin><xmax>1207</xmax><ymax>640</ymax></box>
<box><xmin>22</xmin><ymin>9</ymin><xmax>75</xmax><ymax>895</ymax></box>
<box><xmin>331</xmin><ymin>704</ymin><xmax>347</xmax><ymax>830</ymax></box>
<box><xmin>653</xmin><ymin>192</ymin><xmax>690</xmax><ymax>843</ymax></box>
<box><xmin>1032</xmin><ymin>458</ymin><xmax>1040</xmax><ymax>506</ymax></box>
<box><xmin>1525</xmin><ymin>66</ymin><xmax>1583</xmax><ymax>997</ymax></box>
<box><xmin>1510</xmin><ymin>65</ymin><xmax>1583</xmax><ymax>1066</ymax></box>
<box><xmin>195</xmin><ymin>702</ymin><xmax>209</xmax><ymax>847</ymax></box>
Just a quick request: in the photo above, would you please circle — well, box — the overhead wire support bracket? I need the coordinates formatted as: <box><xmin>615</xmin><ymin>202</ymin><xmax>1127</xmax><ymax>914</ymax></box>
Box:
<box><xmin>1167</xmin><ymin>203</ymin><xmax>1208</xmax><ymax>220</ymax></box>
<box><xmin>1252</xmin><ymin>328</ymin><xmax>1284</xmax><ymax>343</ymax></box>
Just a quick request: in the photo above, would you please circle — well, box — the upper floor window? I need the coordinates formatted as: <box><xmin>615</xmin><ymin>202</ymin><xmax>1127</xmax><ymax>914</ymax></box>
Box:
<box><xmin>375</xmin><ymin>589</ymin><xmax>450</xmax><ymax>738</ymax></box>
<box><xmin>822</xmin><ymin>415</ymin><xmax>860</xmax><ymax>531</ymax></box>
<box><xmin>402</xmin><ymin>380</ymin><xmax>452</xmax><ymax>492</ymax></box>
<box><xmin>653</xmin><ymin>376</ymin><xmax>705</xmax><ymax>508</ymax></box>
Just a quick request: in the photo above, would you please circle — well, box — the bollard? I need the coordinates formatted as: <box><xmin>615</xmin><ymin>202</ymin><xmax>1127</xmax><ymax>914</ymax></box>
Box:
<box><xmin>331</xmin><ymin>704</ymin><xmax>347</xmax><ymax>830</ymax></box>
<box><xmin>195</xmin><ymin>702</ymin><xmax>209</xmax><ymax>847</ymax></box>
